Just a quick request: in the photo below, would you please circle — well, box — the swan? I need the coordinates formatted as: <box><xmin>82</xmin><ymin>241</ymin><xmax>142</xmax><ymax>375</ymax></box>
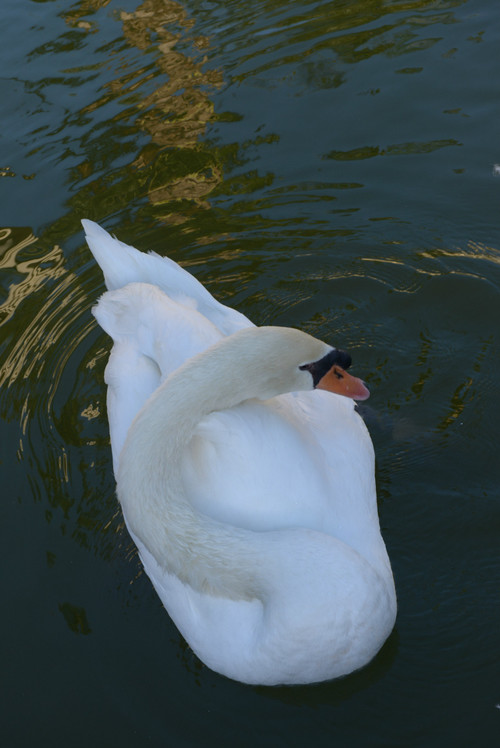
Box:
<box><xmin>82</xmin><ymin>219</ymin><xmax>396</xmax><ymax>685</ymax></box>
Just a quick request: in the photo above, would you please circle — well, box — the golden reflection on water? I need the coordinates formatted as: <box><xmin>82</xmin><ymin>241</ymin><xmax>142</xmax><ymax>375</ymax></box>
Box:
<box><xmin>0</xmin><ymin>224</ymin><xmax>116</xmax><ymax>556</ymax></box>
<box><xmin>420</xmin><ymin>240</ymin><xmax>500</xmax><ymax>266</ymax></box>
<box><xmin>0</xmin><ymin>229</ymin><xmax>78</xmax><ymax>391</ymax></box>
<box><xmin>0</xmin><ymin>228</ymin><xmax>38</xmax><ymax>323</ymax></box>
<box><xmin>35</xmin><ymin>0</ymin><xmax>473</xmax><ymax>251</ymax></box>
<box><xmin>63</xmin><ymin>0</ymin><xmax>112</xmax><ymax>29</ymax></box>
<box><xmin>0</xmin><ymin>0</ymin><xmax>225</xmax><ymax>560</ymax></box>
<box><xmin>0</xmin><ymin>0</ymin><xmax>237</xmax><ymax>578</ymax></box>
<box><xmin>125</xmin><ymin>0</ymin><xmax>223</xmax><ymax>223</ymax></box>
<box><xmin>61</xmin><ymin>0</ymin><xmax>223</xmax><ymax>232</ymax></box>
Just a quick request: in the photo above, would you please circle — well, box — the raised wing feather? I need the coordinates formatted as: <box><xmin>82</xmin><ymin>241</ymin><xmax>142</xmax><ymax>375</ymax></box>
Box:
<box><xmin>83</xmin><ymin>219</ymin><xmax>251</xmax><ymax>336</ymax></box>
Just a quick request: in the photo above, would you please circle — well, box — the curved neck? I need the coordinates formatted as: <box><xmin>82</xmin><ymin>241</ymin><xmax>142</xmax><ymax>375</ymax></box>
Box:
<box><xmin>116</xmin><ymin>336</ymin><xmax>275</xmax><ymax>601</ymax></box>
<box><xmin>115</xmin><ymin>329</ymin><xmax>389</xmax><ymax>604</ymax></box>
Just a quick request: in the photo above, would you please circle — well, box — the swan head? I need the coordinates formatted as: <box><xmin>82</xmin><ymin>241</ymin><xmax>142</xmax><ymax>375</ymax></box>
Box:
<box><xmin>219</xmin><ymin>326</ymin><xmax>370</xmax><ymax>402</ymax></box>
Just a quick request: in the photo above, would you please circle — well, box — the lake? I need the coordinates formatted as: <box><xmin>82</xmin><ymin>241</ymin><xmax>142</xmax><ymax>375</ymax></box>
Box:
<box><xmin>1</xmin><ymin>0</ymin><xmax>499</xmax><ymax>745</ymax></box>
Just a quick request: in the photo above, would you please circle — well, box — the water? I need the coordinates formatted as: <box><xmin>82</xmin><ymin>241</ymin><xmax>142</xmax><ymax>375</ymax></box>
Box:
<box><xmin>1</xmin><ymin>0</ymin><xmax>499</xmax><ymax>745</ymax></box>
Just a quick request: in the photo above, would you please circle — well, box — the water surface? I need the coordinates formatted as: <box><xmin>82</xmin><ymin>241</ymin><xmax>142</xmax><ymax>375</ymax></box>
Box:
<box><xmin>1</xmin><ymin>0</ymin><xmax>499</xmax><ymax>746</ymax></box>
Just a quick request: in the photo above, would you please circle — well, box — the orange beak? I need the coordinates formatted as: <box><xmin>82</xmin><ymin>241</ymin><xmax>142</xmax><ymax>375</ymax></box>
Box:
<box><xmin>317</xmin><ymin>364</ymin><xmax>370</xmax><ymax>401</ymax></box>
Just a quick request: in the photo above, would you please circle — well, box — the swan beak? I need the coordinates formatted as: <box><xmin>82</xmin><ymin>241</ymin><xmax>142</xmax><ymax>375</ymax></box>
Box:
<box><xmin>317</xmin><ymin>365</ymin><xmax>370</xmax><ymax>401</ymax></box>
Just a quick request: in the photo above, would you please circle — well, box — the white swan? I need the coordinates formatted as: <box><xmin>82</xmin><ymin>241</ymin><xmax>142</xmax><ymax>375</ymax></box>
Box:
<box><xmin>83</xmin><ymin>219</ymin><xmax>396</xmax><ymax>685</ymax></box>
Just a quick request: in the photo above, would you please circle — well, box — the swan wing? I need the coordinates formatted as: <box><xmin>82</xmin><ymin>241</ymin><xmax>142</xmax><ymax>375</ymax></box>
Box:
<box><xmin>83</xmin><ymin>219</ymin><xmax>252</xmax><ymax>336</ymax></box>
<box><xmin>93</xmin><ymin>281</ymin><xmax>223</xmax><ymax>472</ymax></box>
<box><xmin>183</xmin><ymin>392</ymin><xmax>377</xmax><ymax>543</ymax></box>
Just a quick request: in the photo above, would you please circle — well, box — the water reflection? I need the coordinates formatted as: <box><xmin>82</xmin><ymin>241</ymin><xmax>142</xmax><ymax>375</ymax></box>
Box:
<box><xmin>2</xmin><ymin>0</ymin><xmax>500</xmax><ymax>742</ymax></box>
<box><xmin>0</xmin><ymin>228</ymin><xmax>39</xmax><ymax>326</ymax></box>
<box><xmin>0</xmin><ymin>0</ymin><xmax>230</xmax><ymax>563</ymax></box>
<box><xmin>325</xmin><ymin>139</ymin><xmax>461</xmax><ymax>161</ymax></box>
<box><xmin>217</xmin><ymin>0</ymin><xmax>467</xmax><ymax>82</ymax></box>
<box><xmin>58</xmin><ymin>601</ymin><xmax>92</xmax><ymax>635</ymax></box>
<box><xmin>58</xmin><ymin>0</ymin><xmax>224</xmax><ymax>234</ymax></box>
<box><xmin>0</xmin><ymin>224</ymin><xmax>117</xmax><ymax>555</ymax></box>
<box><xmin>63</xmin><ymin>0</ymin><xmax>112</xmax><ymax>30</ymax></box>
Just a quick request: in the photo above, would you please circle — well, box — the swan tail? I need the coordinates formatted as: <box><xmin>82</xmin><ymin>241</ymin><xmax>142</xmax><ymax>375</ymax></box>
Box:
<box><xmin>82</xmin><ymin>219</ymin><xmax>252</xmax><ymax>336</ymax></box>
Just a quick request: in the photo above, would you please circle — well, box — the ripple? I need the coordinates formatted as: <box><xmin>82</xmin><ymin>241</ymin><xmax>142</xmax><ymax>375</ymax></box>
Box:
<box><xmin>0</xmin><ymin>227</ymin><xmax>123</xmax><ymax>559</ymax></box>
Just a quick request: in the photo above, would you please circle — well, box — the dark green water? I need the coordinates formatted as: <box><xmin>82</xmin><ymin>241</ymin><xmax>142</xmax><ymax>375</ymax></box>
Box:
<box><xmin>1</xmin><ymin>0</ymin><xmax>499</xmax><ymax>745</ymax></box>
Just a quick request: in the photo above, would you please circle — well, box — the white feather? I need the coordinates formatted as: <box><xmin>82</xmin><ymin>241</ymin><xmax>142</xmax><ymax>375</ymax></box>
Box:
<box><xmin>84</xmin><ymin>220</ymin><xmax>396</xmax><ymax>685</ymax></box>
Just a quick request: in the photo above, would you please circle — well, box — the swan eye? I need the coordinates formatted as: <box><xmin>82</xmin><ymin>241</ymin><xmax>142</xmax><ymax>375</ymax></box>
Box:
<box><xmin>299</xmin><ymin>349</ymin><xmax>351</xmax><ymax>387</ymax></box>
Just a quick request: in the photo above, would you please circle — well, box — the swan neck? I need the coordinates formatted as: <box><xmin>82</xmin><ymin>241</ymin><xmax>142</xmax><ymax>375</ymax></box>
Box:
<box><xmin>117</xmin><ymin>341</ymin><xmax>271</xmax><ymax>600</ymax></box>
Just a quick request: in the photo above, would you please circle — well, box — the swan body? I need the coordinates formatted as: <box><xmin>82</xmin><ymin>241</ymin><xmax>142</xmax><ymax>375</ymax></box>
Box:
<box><xmin>83</xmin><ymin>220</ymin><xmax>396</xmax><ymax>685</ymax></box>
